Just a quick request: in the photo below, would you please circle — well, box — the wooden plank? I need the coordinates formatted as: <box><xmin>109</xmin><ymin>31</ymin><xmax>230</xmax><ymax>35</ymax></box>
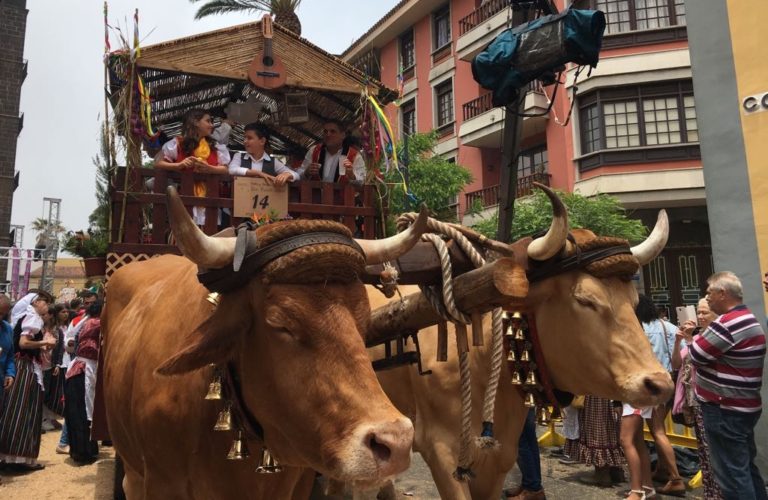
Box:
<box><xmin>151</xmin><ymin>170</ymin><xmax>168</xmax><ymax>245</ymax></box>
<box><xmin>362</xmin><ymin>240</ymin><xmax>474</xmax><ymax>285</ymax></box>
<box><xmin>366</xmin><ymin>258</ymin><xmax>529</xmax><ymax>347</ymax></box>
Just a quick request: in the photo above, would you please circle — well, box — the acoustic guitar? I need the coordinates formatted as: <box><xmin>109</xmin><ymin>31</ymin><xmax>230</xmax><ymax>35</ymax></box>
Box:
<box><xmin>248</xmin><ymin>15</ymin><xmax>286</xmax><ymax>89</ymax></box>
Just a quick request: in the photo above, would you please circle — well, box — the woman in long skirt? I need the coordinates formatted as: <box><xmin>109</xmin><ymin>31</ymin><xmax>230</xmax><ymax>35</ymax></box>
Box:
<box><xmin>0</xmin><ymin>291</ymin><xmax>55</xmax><ymax>470</ymax></box>
<box><xmin>576</xmin><ymin>395</ymin><xmax>626</xmax><ymax>486</ymax></box>
<box><xmin>64</xmin><ymin>301</ymin><xmax>102</xmax><ymax>463</ymax></box>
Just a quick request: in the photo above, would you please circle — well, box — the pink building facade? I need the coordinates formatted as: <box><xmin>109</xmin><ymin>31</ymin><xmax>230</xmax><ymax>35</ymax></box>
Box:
<box><xmin>344</xmin><ymin>0</ymin><xmax>710</xmax><ymax>317</ymax></box>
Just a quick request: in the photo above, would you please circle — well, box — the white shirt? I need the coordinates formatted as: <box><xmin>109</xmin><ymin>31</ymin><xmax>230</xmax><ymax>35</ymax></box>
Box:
<box><xmin>228</xmin><ymin>151</ymin><xmax>300</xmax><ymax>181</ymax></box>
<box><xmin>298</xmin><ymin>146</ymin><xmax>366</xmax><ymax>183</ymax></box>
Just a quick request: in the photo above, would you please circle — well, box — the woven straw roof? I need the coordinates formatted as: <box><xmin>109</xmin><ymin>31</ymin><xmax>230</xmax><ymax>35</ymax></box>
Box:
<box><xmin>108</xmin><ymin>20</ymin><xmax>397</xmax><ymax>155</ymax></box>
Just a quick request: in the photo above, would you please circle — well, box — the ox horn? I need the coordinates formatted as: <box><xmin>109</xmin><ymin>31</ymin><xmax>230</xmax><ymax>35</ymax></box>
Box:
<box><xmin>527</xmin><ymin>183</ymin><xmax>569</xmax><ymax>261</ymax></box>
<box><xmin>167</xmin><ymin>186</ymin><xmax>237</xmax><ymax>269</ymax></box>
<box><xmin>631</xmin><ymin>209</ymin><xmax>669</xmax><ymax>266</ymax></box>
<box><xmin>355</xmin><ymin>205</ymin><xmax>429</xmax><ymax>265</ymax></box>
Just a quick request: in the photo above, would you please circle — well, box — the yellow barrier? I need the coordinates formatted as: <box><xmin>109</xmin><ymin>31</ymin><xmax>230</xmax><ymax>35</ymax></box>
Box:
<box><xmin>643</xmin><ymin>411</ymin><xmax>700</xmax><ymax>489</ymax></box>
<box><xmin>537</xmin><ymin>407</ymin><xmax>565</xmax><ymax>447</ymax></box>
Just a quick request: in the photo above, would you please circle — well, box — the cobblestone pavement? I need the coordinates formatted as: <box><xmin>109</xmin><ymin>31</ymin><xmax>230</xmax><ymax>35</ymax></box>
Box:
<box><xmin>1</xmin><ymin>422</ymin><xmax>708</xmax><ymax>499</ymax></box>
<box><xmin>391</xmin><ymin>449</ymin><xmax>703</xmax><ymax>499</ymax></box>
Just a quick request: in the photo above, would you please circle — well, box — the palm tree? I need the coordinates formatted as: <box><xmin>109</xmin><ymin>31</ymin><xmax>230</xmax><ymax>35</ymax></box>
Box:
<box><xmin>190</xmin><ymin>0</ymin><xmax>303</xmax><ymax>36</ymax></box>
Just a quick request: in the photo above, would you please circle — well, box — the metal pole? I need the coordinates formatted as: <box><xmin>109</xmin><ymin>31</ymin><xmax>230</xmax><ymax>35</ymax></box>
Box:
<box><xmin>495</xmin><ymin>5</ymin><xmax>532</xmax><ymax>244</ymax></box>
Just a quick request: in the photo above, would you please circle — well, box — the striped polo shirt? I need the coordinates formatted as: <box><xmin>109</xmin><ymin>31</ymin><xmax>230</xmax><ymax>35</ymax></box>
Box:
<box><xmin>690</xmin><ymin>305</ymin><xmax>766</xmax><ymax>412</ymax></box>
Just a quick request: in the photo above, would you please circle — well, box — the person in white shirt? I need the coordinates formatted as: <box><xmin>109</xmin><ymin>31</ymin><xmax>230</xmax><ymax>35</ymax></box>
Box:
<box><xmin>297</xmin><ymin>119</ymin><xmax>365</xmax><ymax>183</ymax></box>
<box><xmin>228</xmin><ymin>123</ymin><xmax>299</xmax><ymax>186</ymax></box>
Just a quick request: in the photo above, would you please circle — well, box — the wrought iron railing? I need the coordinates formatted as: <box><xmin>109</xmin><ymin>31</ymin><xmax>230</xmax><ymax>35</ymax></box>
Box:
<box><xmin>458</xmin><ymin>0</ymin><xmax>513</xmax><ymax>35</ymax></box>
<box><xmin>465</xmin><ymin>172</ymin><xmax>551</xmax><ymax>210</ymax></box>
<box><xmin>462</xmin><ymin>83</ymin><xmax>543</xmax><ymax>121</ymax></box>
<box><xmin>462</xmin><ymin>92</ymin><xmax>494</xmax><ymax>121</ymax></box>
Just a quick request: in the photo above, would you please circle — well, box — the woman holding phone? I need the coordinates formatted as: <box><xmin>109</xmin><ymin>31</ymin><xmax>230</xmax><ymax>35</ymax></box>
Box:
<box><xmin>677</xmin><ymin>299</ymin><xmax>723</xmax><ymax>500</ymax></box>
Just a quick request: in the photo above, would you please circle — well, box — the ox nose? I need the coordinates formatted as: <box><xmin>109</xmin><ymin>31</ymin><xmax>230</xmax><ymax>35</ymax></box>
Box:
<box><xmin>364</xmin><ymin>418</ymin><xmax>414</xmax><ymax>478</ymax></box>
<box><xmin>643</xmin><ymin>371</ymin><xmax>674</xmax><ymax>402</ymax></box>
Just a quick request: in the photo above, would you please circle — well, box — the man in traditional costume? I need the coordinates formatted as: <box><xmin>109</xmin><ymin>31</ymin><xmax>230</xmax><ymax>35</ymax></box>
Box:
<box><xmin>297</xmin><ymin>119</ymin><xmax>365</xmax><ymax>183</ymax></box>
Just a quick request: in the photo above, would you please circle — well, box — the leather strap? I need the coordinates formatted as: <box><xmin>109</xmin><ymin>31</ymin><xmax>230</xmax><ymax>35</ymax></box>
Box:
<box><xmin>199</xmin><ymin>232</ymin><xmax>364</xmax><ymax>292</ymax></box>
<box><xmin>527</xmin><ymin>245</ymin><xmax>633</xmax><ymax>283</ymax></box>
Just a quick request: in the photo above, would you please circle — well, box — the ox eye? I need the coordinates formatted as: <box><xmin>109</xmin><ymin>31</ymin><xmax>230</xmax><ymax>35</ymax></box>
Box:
<box><xmin>574</xmin><ymin>295</ymin><xmax>598</xmax><ymax>310</ymax></box>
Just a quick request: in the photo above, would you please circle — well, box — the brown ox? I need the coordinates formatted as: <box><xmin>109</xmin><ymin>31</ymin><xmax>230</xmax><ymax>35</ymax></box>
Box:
<box><xmin>370</xmin><ymin>191</ymin><xmax>673</xmax><ymax>499</ymax></box>
<box><xmin>102</xmin><ymin>188</ymin><xmax>427</xmax><ymax>499</ymax></box>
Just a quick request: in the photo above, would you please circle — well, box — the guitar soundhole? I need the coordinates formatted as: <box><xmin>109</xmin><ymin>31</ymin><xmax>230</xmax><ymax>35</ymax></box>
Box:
<box><xmin>263</xmin><ymin>56</ymin><xmax>274</xmax><ymax>67</ymax></box>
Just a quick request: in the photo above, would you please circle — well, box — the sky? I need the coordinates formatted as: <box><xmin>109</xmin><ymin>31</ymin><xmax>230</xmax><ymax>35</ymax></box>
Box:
<box><xmin>12</xmin><ymin>0</ymin><xmax>398</xmax><ymax>250</ymax></box>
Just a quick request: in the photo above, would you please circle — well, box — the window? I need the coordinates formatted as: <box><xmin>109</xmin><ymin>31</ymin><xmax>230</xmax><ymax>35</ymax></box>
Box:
<box><xmin>401</xmin><ymin>99</ymin><xmax>416</xmax><ymax>139</ymax></box>
<box><xmin>579</xmin><ymin>82</ymin><xmax>698</xmax><ymax>154</ymax></box>
<box><xmin>595</xmin><ymin>0</ymin><xmax>685</xmax><ymax>34</ymax></box>
<box><xmin>517</xmin><ymin>146</ymin><xmax>548</xmax><ymax>177</ymax></box>
<box><xmin>400</xmin><ymin>29</ymin><xmax>415</xmax><ymax>72</ymax></box>
<box><xmin>604</xmin><ymin>100</ymin><xmax>641</xmax><ymax>148</ymax></box>
<box><xmin>433</xmin><ymin>5</ymin><xmax>451</xmax><ymax>50</ymax></box>
<box><xmin>435</xmin><ymin>79</ymin><xmax>454</xmax><ymax>130</ymax></box>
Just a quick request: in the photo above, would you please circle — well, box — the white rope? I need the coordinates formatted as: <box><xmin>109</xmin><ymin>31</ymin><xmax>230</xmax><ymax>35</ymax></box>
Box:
<box><xmin>397</xmin><ymin>213</ymin><xmax>507</xmax><ymax>464</ymax></box>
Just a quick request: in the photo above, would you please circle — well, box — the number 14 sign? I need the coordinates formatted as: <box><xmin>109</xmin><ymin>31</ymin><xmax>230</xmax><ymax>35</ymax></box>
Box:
<box><xmin>233</xmin><ymin>177</ymin><xmax>289</xmax><ymax>218</ymax></box>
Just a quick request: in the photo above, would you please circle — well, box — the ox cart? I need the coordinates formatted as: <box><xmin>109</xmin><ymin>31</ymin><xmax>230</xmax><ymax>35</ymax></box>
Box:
<box><xmin>103</xmin><ymin>16</ymin><xmax>398</xmax><ymax>281</ymax></box>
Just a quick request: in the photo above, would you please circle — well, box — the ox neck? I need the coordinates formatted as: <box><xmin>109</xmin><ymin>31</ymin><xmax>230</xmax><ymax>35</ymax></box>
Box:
<box><xmin>224</xmin><ymin>362</ymin><xmax>265</xmax><ymax>442</ymax></box>
<box><xmin>508</xmin><ymin>312</ymin><xmax>574</xmax><ymax>410</ymax></box>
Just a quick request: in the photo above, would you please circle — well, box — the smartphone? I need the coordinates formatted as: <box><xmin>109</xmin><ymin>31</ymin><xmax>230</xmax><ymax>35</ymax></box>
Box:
<box><xmin>676</xmin><ymin>305</ymin><xmax>696</xmax><ymax>324</ymax></box>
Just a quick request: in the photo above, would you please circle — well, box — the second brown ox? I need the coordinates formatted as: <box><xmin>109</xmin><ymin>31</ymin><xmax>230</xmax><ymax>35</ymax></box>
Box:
<box><xmin>371</xmin><ymin>188</ymin><xmax>674</xmax><ymax>499</ymax></box>
<box><xmin>102</xmin><ymin>188</ymin><xmax>429</xmax><ymax>499</ymax></box>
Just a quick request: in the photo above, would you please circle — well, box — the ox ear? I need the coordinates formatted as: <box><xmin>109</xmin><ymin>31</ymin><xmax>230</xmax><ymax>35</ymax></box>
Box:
<box><xmin>156</xmin><ymin>296</ymin><xmax>250</xmax><ymax>376</ymax></box>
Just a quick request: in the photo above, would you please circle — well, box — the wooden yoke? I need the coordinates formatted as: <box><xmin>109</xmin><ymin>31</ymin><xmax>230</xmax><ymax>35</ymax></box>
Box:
<box><xmin>365</xmin><ymin>258</ymin><xmax>528</xmax><ymax>347</ymax></box>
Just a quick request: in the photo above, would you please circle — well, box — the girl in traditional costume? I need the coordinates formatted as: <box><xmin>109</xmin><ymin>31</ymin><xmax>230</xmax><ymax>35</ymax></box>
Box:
<box><xmin>64</xmin><ymin>301</ymin><xmax>102</xmax><ymax>463</ymax></box>
<box><xmin>0</xmin><ymin>290</ymin><xmax>55</xmax><ymax>470</ymax></box>
<box><xmin>155</xmin><ymin>108</ymin><xmax>230</xmax><ymax>226</ymax></box>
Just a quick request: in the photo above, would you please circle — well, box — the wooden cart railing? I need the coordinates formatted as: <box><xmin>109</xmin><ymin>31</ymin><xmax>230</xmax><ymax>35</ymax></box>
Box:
<box><xmin>109</xmin><ymin>167</ymin><xmax>382</xmax><ymax>257</ymax></box>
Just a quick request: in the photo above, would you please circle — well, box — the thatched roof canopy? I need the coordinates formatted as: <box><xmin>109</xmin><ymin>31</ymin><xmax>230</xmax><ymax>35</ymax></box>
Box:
<box><xmin>107</xmin><ymin>20</ymin><xmax>397</xmax><ymax>155</ymax></box>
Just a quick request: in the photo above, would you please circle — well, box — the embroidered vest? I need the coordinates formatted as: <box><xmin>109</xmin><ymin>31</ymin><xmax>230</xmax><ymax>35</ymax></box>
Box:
<box><xmin>311</xmin><ymin>144</ymin><xmax>359</xmax><ymax>181</ymax></box>
<box><xmin>241</xmin><ymin>153</ymin><xmax>277</xmax><ymax>176</ymax></box>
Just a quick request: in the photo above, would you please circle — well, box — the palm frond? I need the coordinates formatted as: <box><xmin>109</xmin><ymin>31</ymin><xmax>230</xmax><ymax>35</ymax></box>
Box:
<box><xmin>193</xmin><ymin>0</ymin><xmax>272</xmax><ymax>19</ymax></box>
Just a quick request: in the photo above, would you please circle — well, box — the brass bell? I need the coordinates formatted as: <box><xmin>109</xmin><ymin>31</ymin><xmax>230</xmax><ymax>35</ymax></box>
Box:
<box><xmin>514</xmin><ymin>328</ymin><xmax>526</xmax><ymax>341</ymax></box>
<box><xmin>511</xmin><ymin>311</ymin><xmax>523</xmax><ymax>320</ymax></box>
<box><xmin>537</xmin><ymin>406</ymin><xmax>550</xmax><ymax>425</ymax></box>
<box><xmin>227</xmin><ymin>430</ymin><xmax>249</xmax><ymax>460</ymax></box>
<box><xmin>206</xmin><ymin>292</ymin><xmax>221</xmax><ymax>307</ymax></box>
<box><xmin>525</xmin><ymin>370</ymin><xmax>537</xmax><ymax>387</ymax></box>
<box><xmin>511</xmin><ymin>371</ymin><xmax>523</xmax><ymax>385</ymax></box>
<box><xmin>505</xmin><ymin>326</ymin><xmax>515</xmax><ymax>338</ymax></box>
<box><xmin>524</xmin><ymin>392</ymin><xmax>536</xmax><ymax>407</ymax></box>
<box><xmin>205</xmin><ymin>373</ymin><xmax>223</xmax><ymax>401</ymax></box>
<box><xmin>520</xmin><ymin>349</ymin><xmax>530</xmax><ymax>362</ymax></box>
<box><xmin>506</xmin><ymin>349</ymin><xmax>516</xmax><ymax>362</ymax></box>
<box><xmin>255</xmin><ymin>447</ymin><xmax>283</xmax><ymax>474</ymax></box>
<box><xmin>213</xmin><ymin>404</ymin><xmax>232</xmax><ymax>431</ymax></box>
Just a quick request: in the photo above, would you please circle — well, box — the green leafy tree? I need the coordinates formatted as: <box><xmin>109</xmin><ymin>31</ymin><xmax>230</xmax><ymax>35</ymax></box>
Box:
<box><xmin>470</xmin><ymin>190</ymin><xmax>648</xmax><ymax>243</ymax></box>
<box><xmin>386</xmin><ymin>131</ymin><xmax>472</xmax><ymax>222</ymax></box>
<box><xmin>189</xmin><ymin>0</ymin><xmax>303</xmax><ymax>35</ymax></box>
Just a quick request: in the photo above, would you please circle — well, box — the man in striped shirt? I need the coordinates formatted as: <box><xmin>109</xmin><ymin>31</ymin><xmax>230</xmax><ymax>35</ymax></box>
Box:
<box><xmin>688</xmin><ymin>271</ymin><xmax>766</xmax><ymax>500</ymax></box>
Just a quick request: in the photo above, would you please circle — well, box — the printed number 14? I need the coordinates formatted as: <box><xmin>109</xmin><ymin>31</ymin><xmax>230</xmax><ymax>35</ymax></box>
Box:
<box><xmin>252</xmin><ymin>194</ymin><xmax>270</xmax><ymax>210</ymax></box>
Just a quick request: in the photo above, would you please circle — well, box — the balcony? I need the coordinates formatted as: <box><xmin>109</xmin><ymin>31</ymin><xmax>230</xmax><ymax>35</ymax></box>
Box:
<box><xmin>459</xmin><ymin>85</ymin><xmax>549</xmax><ymax>148</ymax></box>
<box><xmin>465</xmin><ymin>172</ymin><xmax>552</xmax><ymax>211</ymax></box>
<box><xmin>456</xmin><ymin>0</ymin><xmax>513</xmax><ymax>62</ymax></box>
